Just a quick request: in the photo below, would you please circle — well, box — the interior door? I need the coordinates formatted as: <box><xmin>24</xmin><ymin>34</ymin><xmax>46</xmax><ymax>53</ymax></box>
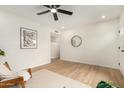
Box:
<box><xmin>119</xmin><ymin>27</ymin><xmax>124</xmax><ymax>76</ymax></box>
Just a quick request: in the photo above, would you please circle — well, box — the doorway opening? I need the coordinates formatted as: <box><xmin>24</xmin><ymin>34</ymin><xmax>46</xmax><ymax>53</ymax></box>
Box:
<box><xmin>51</xmin><ymin>30</ymin><xmax>60</xmax><ymax>62</ymax></box>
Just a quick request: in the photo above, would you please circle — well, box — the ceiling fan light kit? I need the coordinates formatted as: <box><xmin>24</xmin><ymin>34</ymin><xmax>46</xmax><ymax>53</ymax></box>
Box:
<box><xmin>37</xmin><ymin>5</ymin><xmax>73</xmax><ymax>21</ymax></box>
<box><xmin>50</xmin><ymin>8</ymin><xmax>57</xmax><ymax>13</ymax></box>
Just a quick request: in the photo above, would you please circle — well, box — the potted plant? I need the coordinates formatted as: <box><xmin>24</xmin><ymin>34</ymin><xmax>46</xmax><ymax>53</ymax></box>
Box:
<box><xmin>0</xmin><ymin>49</ymin><xmax>5</xmax><ymax>56</ymax></box>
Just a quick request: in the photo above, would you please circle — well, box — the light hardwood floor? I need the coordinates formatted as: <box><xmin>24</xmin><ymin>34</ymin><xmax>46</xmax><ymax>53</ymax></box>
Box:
<box><xmin>32</xmin><ymin>59</ymin><xmax>124</xmax><ymax>88</ymax></box>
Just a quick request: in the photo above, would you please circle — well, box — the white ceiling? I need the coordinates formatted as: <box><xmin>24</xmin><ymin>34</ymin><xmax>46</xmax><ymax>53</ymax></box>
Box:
<box><xmin>0</xmin><ymin>5</ymin><xmax>124</xmax><ymax>30</ymax></box>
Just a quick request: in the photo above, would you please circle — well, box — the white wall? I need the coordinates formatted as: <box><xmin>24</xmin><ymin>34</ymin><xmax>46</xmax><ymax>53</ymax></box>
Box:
<box><xmin>0</xmin><ymin>9</ymin><xmax>51</xmax><ymax>71</ymax></box>
<box><xmin>60</xmin><ymin>19</ymin><xmax>119</xmax><ymax>69</ymax></box>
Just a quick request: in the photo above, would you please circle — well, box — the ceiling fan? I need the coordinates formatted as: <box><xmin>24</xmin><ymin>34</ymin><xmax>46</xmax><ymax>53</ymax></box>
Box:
<box><xmin>36</xmin><ymin>5</ymin><xmax>73</xmax><ymax>21</ymax></box>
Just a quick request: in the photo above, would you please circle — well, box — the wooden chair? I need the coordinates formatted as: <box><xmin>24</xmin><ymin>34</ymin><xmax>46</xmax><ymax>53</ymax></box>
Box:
<box><xmin>0</xmin><ymin>62</ymin><xmax>32</xmax><ymax>88</ymax></box>
<box><xmin>0</xmin><ymin>76</ymin><xmax>25</xmax><ymax>88</ymax></box>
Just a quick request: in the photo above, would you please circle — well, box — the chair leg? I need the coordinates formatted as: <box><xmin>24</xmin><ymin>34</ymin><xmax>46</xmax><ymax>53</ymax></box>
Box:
<box><xmin>19</xmin><ymin>82</ymin><xmax>25</xmax><ymax>88</ymax></box>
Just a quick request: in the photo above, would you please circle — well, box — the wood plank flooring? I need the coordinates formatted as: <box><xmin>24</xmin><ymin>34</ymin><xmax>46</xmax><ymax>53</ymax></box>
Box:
<box><xmin>32</xmin><ymin>59</ymin><xmax>124</xmax><ymax>88</ymax></box>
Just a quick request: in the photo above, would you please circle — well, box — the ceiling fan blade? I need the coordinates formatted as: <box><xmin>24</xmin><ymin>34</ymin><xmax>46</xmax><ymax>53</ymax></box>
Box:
<box><xmin>53</xmin><ymin>13</ymin><xmax>58</xmax><ymax>21</ymax></box>
<box><xmin>43</xmin><ymin>5</ymin><xmax>51</xmax><ymax>8</ymax></box>
<box><xmin>37</xmin><ymin>10</ymin><xmax>50</xmax><ymax>15</ymax></box>
<box><xmin>57</xmin><ymin>9</ymin><xmax>73</xmax><ymax>15</ymax></box>
<box><xmin>55</xmin><ymin>5</ymin><xmax>60</xmax><ymax>8</ymax></box>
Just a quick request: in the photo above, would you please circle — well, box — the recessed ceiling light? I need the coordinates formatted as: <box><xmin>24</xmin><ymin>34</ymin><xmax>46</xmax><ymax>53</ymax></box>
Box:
<box><xmin>61</xmin><ymin>26</ymin><xmax>65</xmax><ymax>29</ymax></box>
<box><xmin>101</xmin><ymin>15</ymin><xmax>106</xmax><ymax>19</ymax></box>
<box><xmin>51</xmin><ymin>8</ymin><xmax>57</xmax><ymax>13</ymax></box>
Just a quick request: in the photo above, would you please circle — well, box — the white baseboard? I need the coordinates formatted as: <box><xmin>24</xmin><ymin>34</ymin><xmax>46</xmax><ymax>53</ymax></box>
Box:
<box><xmin>60</xmin><ymin>58</ymin><xmax>118</xmax><ymax>69</ymax></box>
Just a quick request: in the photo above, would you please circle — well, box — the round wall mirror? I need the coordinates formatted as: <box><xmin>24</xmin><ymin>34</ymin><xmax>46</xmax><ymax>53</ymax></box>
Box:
<box><xmin>71</xmin><ymin>35</ymin><xmax>82</xmax><ymax>47</ymax></box>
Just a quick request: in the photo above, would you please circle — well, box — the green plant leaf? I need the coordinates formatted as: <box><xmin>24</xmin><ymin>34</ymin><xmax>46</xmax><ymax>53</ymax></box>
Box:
<box><xmin>0</xmin><ymin>49</ymin><xmax>5</xmax><ymax>56</ymax></box>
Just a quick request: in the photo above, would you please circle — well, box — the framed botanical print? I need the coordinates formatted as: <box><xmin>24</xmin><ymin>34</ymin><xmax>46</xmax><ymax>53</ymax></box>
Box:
<box><xmin>20</xmin><ymin>27</ymin><xmax>37</xmax><ymax>49</ymax></box>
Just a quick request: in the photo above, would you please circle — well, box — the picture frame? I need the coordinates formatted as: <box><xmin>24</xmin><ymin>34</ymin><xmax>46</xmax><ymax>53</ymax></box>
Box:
<box><xmin>71</xmin><ymin>35</ymin><xmax>82</xmax><ymax>47</ymax></box>
<box><xmin>20</xmin><ymin>27</ymin><xmax>37</xmax><ymax>49</ymax></box>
